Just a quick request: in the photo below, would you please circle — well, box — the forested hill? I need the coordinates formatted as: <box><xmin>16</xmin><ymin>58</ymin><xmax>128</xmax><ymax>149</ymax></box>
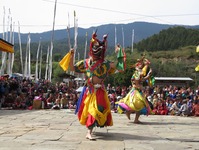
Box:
<box><xmin>9</xmin><ymin>24</ymin><xmax>199</xmax><ymax>61</ymax></box>
<box><xmin>135</xmin><ymin>26</ymin><xmax>199</xmax><ymax>52</ymax></box>
<box><xmin>1</xmin><ymin>21</ymin><xmax>199</xmax><ymax>47</ymax></box>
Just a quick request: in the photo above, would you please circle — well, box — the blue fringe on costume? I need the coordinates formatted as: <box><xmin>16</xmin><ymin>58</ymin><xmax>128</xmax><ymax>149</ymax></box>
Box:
<box><xmin>75</xmin><ymin>86</ymin><xmax>87</xmax><ymax>114</ymax></box>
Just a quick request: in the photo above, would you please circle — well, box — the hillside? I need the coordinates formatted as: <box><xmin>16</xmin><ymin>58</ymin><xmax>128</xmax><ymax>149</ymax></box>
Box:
<box><xmin>1</xmin><ymin>22</ymin><xmax>199</xmax><ymax>87</ymax></box>
<box><xmin>136</xmin><ymin>26</ymin><xmax>199</xmax><ymax>51</ymax></box>
<box><xmin>1</xmin><ymin>21</ymin><xmax>199</xmax><ymax>47</ymax></box>
<box><xmin>105</xmin><ymin>45</ymin><xmax>199</xmax><ymax>87</ymax></box>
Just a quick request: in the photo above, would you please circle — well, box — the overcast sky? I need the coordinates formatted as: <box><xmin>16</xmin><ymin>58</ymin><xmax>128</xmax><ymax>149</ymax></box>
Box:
<box><xmin>0</xmin><ymin>0</ymin><xmax>199</xmax><ymax>33</ymax></box>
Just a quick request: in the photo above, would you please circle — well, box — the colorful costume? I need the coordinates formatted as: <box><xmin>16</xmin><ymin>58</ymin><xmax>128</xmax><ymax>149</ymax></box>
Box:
<box><xmin>59</xmin><ymin>30</ymin><xmax>125</xmax><ymax>135</ymax></box>
<box><xmin>142</xmin><ymin>58</ymin><xmax>155</xmax><ymax>88</ymax></box>
<box><xmin>59</xmin><ymin>29</ymin><xmax>126</xmax><ymax>140</ymax></box>
<box><xmin>75</xmin><ymin>58</ymin><xmax>114</xmax><ymax>128</ymax></box>
<box><xmin>72</xmin><ymin>32</ymin><xmax>125</xmax><ymax>129</ymax></box>
<box><xmin>117</xmin><ymin>57</ymin><xmax>154</xmax><ymax>115</ymax></box>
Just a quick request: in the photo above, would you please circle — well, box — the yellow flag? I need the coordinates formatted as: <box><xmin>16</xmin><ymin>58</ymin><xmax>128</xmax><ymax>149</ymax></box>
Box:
<box><xmin>195</xmin><ymin>65</ymin><xmax>199</xmax><ymax>72</ymax></box>
<box><xmin>59</xmin><ymin>51</ymin><xmax>71</xmax><ymax>71</ymax></box>
<box><xmin>196</xmin><ymin>45</ymin><xmax>199</xmax><ymax>53</ymax></box>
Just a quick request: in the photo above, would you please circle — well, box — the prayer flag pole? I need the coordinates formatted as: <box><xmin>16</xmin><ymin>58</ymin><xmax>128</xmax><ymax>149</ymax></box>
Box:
<box><xmin>35</xmin><ymin>38</ymin><xmax>41</xmax><ymax>81</ymax></box>
<box><xmin>131</xmin><ymin>29</ymin><xmax>134</xmax><ymax>54</ymax></box>
<box><xmin>45</xmin><ymin>46</ymin><xmax>49</xmax><ymax>80</ymax></box>
<box><xmin>39</xmin><ymin>46</ymin><xmax>43</xmax><ymax>79</ymax></box>
<box><xmin>115</xmin><ymin>25</ymin><xmax>117</xmax><ymax>46</ymax></box>
<box><xmin>48</xmin><ymin>0</ymin><xmax>57</xmax><ymax>82</ymax></box>
<box><xmin>1</xmin><ymin>6</ymin><xmax>6</xmax><ymax>75</ymax></box>
<box><xmin>18</xmin><ymin>21</ymin><xmax>24</xmax><ymax>76</ymax></box>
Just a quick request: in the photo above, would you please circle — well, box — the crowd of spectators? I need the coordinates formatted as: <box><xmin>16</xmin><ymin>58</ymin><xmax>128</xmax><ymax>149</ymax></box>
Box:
<box><xmin>0</xmin><ymin>76</ymin><xmax>199</xmax><ymax>117</ymax></box>
<box><xmin>107</xmin><ymin>84</ymin><xmax>199</xmax><ymax>117</ymax></box>
<box><xmin>0</xmin><ymin>76</ymin><xmax>78</xmax><ymax>110</ymax></box>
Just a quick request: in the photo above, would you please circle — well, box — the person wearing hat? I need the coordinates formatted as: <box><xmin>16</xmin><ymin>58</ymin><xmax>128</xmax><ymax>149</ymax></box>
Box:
<box><xmin>62</xmin><ymin>31</ymin><xmax>125</xmax><ymax>140</ymax></box>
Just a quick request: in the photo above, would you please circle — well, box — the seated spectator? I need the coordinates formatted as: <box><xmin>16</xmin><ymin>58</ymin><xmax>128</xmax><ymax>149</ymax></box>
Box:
<box><xmin>187</xmin><ymin>98</ymin><xmax>193</xmax><ymax>115</ymax></box>
<box><xmin>192</xmin><ymin>100</ymin><xmax>199</xmax><ymax>116</ymax></box>
<box><xmin>3</xmin><ymin>93</ymin><xmax>14</xmax><ymax>108</ymax></box>
<box><xmin>68</xmin><ymin>101</ymin><xmax>75</xmax><ymax>109</ymax></box>
<box><xmin>167</xmin><ymin>99</ymin><xmax>174</xmax><ymax>113</ymax></box>
<box><xmin>52</xmin><ymin>92</ymin><xmax>64</xmax><ymax>110</ymax></box>
<box><xmin>55</xmin><ymin>93</ymin><xmax>62</xmax><ymax>107</ymax></box>
<box><xmin>178</xmin><ymin>99</ymin><xmax>189</xmax><ymax>116</ymax></box>
<box><xmin>0</xmin><ymin>95</ymin><xmax>5</xmax><ymax>109</ymax></box>
<box><xmin>169</xmin><ymin>98</ymin><xmax>180</xmax><ymax>115</ymax></box>
<box><xmin>152</xmin><ymin>99</ymin><xmax>168</xmax><ymax>115</ymax></box>
<box><xmin>46</xmin><ymin>93</ymin><xmax>55</xmax><ymax>108</ymax></box>
<box><xmin>152</xmin><ymin>93</ymin><xmax>158</xmax><ymax>104</ymax></box>
<box><xmin>60</xmin><ymin>93</ymin><xmax>69</xmax><ymax>109</ymax></box>
<box><xmin>14</xmin><ymin>93</ymin><xmax>26</xmax><ymax>109</ymax></box>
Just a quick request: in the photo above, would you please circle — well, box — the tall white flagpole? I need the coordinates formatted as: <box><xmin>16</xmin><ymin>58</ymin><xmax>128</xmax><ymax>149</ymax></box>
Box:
<box><xmin>28</xmin><ymin>33</ymin><xmax>31</xmax><ymax>79</ymax></box>
<box><xmin>2</xmin><ymin>6</ymin><xmax>5</xmax><ymax>39</ymax></box>
<box><xmin>122</xmin><ymin>25</ymin><xmax>125</xmax><ymax>48</ymax></box>
<box><xmin>35</xmin><ymin>38</ymin><xmax>41</xmax><ymax>81</ymax></box>
<box><xmin>45</xmin><ymin>46</ymin><xmax>49</xmax><ymax>80</ymax></box>
<box><xmin>84</xmin><ymin>32</ymin><xmax>87</xmax><ymax>60</ymax></box>
<box><xmin>48</xmin><ymin>0</ymin><xmax>57</xmax><ymax>82</ymax></box>
<box><xmin>10</xmin><ymin>21</ymin><xmax>15</xmax><ymax>75</ymax></box>
<box><xmin>73</xmin><ymin>11</ymin><xmax>78</xmax><ymax>63</ymax></box>
<box><xmin>66</xmin><ymin>12</ymin><xmax>71</xmax><ymax>74</ymax></box>
<box><xmin>6</xmin><ymin>8</ymin><xmax>10</xmax><ymax>41</ymax></box>
<box><xmin>24</xmin><ymin>33</ymin><xmax>31</xmax><ymax>78</ymax></box>
<box><xmin>83</xmin><ymin>32</ymin><xmax>88</xmax><ymax>80</ymax></box>
<box><xmin>115</xmin><ymin>25</ymin><xmax>117</xmax><ymax>46</ymax></box>
<box><xmin>72</xmin><ymin>10</ymin><xmax>78</xmax><ymax>75</ymax></box>
<box><xmin>39</xmin><ymin>46</ymin><xmax>42</xmax><ymax>79</ymax></box>
<box><xmin>73</xmin><ymin>11</ymin><xmax>78</xmax><ymax>55</ymax></box>
<box><xmin>67</xmin><ymin>12</ymin><xmax>71</xmax><ymax>50</ymax></box>
<box><xmin>1</xmin><ymin>6</ymin><xmax>6</xmax><ymax>75</ymax></box>
<box><xmin>131</xmin><ymin>29</ymin><xmax>134</xmax><ymax>53</ymax></box>
<box><xmin>18</xmin><ymin>21</ymin><xmax>24</xmax><ymax>76</ymax></box>
<box><xmin>24</xmin><ymin>37</ymin><xmax>28</xmax><ymax>78</ymax></box>
<box><xmin>7</xmin><ymin>15</ymin><xmax>12</xmax><ymax>75</ymax></box>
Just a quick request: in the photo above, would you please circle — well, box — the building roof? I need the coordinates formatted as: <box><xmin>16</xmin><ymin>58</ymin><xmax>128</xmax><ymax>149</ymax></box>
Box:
<box><xmin>0</xmin><ymin>38</ymin><xmax>14</xmax><ymax>53</ymax></box>
<box><xmin>154</xmin><ymin>77</ymin><xmax>193</xmax><ymax>81</ymax></box>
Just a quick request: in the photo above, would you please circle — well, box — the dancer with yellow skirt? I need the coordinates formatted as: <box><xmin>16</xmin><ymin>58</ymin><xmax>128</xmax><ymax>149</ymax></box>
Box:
<box><xmin>117</xmin><ymin>56</ymin><xmax>154</xmax><ymax>124</ymax></box>
<box><xmin>59</xmin><ymin>31</ymin><xmax>126</xmax><ymax>140</ymax></box>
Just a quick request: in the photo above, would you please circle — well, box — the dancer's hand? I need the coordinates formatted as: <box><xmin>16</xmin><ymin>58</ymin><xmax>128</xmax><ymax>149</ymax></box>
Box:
<box><xmin>70</xmin><ymin>49</ymin><xmax>75</xmax><ymax>54</ymax></box>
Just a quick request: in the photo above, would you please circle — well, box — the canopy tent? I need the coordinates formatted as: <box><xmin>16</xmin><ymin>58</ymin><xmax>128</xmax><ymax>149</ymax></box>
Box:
<box><xmin>0</xmin><ymin>38</ymin><xmax>14</xmax><ymax>53</ymax></box>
